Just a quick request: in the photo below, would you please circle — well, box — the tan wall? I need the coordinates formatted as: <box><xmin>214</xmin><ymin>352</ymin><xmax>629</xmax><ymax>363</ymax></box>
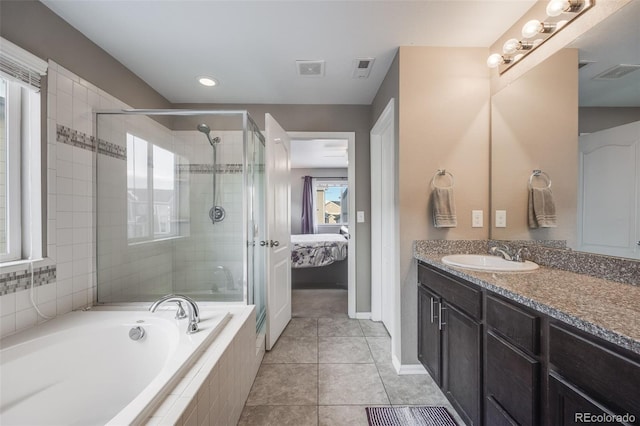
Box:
<box><xmin>397</xmin><ymin>46</ymin><xmax>490</xmax><ymax>363</ymax></box>
<box><xmin>491</xmin><ymin>49</ymin><xmax>578</xmax><ymax>245</ymax></box>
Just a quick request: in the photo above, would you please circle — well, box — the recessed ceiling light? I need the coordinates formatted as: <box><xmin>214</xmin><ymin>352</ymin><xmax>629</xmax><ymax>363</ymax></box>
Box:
<box><xmin>198</xmin><ymin>76</ymin><xmax>218</xmax><ymax>87</ymax></box>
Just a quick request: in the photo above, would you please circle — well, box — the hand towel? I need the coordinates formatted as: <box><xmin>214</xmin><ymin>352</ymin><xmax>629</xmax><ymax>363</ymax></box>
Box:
<box><xmin>528</xmin><ymin>187</ymin><xmax>557</xmax><ymax>228</ymax></box>
<box><xmin>433</xmin><ymin>187</ymin><xmax>457</xmax><ymax>228</ymax></box>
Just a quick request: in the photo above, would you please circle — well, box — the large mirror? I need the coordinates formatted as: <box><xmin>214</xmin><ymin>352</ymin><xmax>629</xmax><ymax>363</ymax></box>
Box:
<box><xmin>490</xmin><ymin>0</ymin><xmax>640</xmax><ymax>260</ymax></box>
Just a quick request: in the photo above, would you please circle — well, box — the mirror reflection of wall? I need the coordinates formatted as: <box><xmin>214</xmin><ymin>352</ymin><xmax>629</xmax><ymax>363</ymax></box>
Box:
<box><xmin>490</xmin><ymin>0</ymin><xmax>640</xmax><ymax>260</ymax></box>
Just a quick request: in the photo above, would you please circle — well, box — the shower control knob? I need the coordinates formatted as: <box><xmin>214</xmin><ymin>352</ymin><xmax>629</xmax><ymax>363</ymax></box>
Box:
<box><xmin>270</xmin><ymin>240</ymin><xmax>280</xmax><ymax>247</ymax></box>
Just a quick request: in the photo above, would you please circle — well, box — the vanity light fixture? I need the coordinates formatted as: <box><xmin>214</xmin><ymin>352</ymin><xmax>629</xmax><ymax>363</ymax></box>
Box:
<box><xmin>487</xmin><ymin>0</ymin><xmax>593</xmax><ymax>73</ymax></box>
<box><xmin>198</xmin><ymin>76</ymin><xmax>218</xmax><ymax>87</ymax></box>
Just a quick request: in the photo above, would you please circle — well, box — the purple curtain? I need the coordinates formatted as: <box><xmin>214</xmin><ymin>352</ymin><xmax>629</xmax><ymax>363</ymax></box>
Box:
<box><xmin>301</xmin><ymin>176</ymin><xmax>314</xmax><ymax>234</ymax></box>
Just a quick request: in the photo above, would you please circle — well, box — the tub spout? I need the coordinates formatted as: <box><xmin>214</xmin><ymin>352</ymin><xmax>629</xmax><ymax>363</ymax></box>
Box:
<box><xmin>149</xmin><ymin>294</ymin><xmax>200</xmax><ymax>334</ymax></box>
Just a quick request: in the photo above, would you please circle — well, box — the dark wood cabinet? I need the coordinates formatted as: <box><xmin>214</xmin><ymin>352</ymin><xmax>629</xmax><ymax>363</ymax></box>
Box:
<box><xmin>443</xmin><ymin>301</ymin><xmax>482</xmax><ymax>426</ymax></box>
<box><xmin>418</xmin><ymin>284</ymin><xmax>442</xmax><ymax>385</ymax></box>
<box><xmin>548</xmin><ymin>373</ymin><xmax>631</xmax><ymax>426</ymax></box>
<box><xmin>485</xmin><ymin>294</ymin><xmax>542</xmax><ymax>426</ymax></box>
<box><xmin>418</xmin><ymin>263</ymin><xmax>482</xmax><ymax>426</ymax></box>
<box><xmin>548</xmin><ymin>323</ymin><xmax>640</xmax><ymax>425</ymax></box>
<box><xmin>417</xmin><ymin>261</ymin><xmax>640</xmax><ymax>426</ymax></box>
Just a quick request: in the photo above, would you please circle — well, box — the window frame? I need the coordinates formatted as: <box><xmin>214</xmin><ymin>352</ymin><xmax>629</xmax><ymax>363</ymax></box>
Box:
<box><xmin>126</xmin><ymin>132</ymin><xmax>178</xmax><ymax>244</ymax></box>
<box><xmin>0</xmin><ymin>80</ymin><xmax>24</xmax><ymax>262</ymax></box>
<box><xmin>313</xmin><ymin>179</ymin><xmax>349</xmax><ymax>227</ymax></box>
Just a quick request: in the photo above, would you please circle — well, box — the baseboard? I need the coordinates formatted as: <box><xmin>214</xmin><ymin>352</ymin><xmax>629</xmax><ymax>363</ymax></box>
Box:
<box><xmin>353</xmin><ymin>312</ymin><xmax>372</xmax><ymax>320</ymax></box>
<box><xmin>392</xmin><ymin>354</ymin><xmax>428</xmax><ymax>375</ymax></box>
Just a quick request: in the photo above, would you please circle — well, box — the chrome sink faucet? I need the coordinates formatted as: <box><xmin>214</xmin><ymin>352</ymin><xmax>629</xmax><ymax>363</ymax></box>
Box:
<box><xmin>149</xmin><ymin>294</ymin><xmax>200</xmax><ymax>334</ymax></box>
<box><xmin>489</xmin><ymin>244</ymin><xmax>515</xmax><ymax>261</ymax></box>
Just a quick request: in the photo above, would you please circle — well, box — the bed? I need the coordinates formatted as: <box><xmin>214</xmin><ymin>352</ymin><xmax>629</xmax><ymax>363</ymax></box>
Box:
<box><xmin>290</xmin><ymin>233</ymin><xmax>348</xmax><ymax>289</ymax></box>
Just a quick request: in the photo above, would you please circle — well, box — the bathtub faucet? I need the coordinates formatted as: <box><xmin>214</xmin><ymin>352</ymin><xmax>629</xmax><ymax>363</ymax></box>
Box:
<box><xmin>149</xmin><ymin>294</ymin><xmax>200</xmax><ymax>334</ymax></box>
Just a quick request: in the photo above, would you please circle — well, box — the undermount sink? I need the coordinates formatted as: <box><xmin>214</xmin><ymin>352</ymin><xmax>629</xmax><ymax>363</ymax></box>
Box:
<box><xmin>441</xmin><ymin>254</ymin><xmax>539</xmax><ymax>272</ymax></box>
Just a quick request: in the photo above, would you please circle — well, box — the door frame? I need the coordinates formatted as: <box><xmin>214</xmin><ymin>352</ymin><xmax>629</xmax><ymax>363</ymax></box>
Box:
<box><xmin>370</xmin><ymin>98</ymin><xmax>399</xmax><ymax>337</ymax></box>
<box><xmin>288</xmin><ymin>131</ymin><xmax>356</xmax><ymax>318</ymax></box>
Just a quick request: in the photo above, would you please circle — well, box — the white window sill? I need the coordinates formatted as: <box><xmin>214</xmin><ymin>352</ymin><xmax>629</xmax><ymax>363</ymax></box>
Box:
<box><xmin>0</xmin><ymin>257</ymin><xmax>55</xmax><ymax>274</ymax></box>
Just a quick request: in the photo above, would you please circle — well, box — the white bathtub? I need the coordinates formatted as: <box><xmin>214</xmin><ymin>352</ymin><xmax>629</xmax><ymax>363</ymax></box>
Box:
<box><xmin>0</xmin><ymin>308</ymin><xmax>230</xmax><ymax>426</ymax></box>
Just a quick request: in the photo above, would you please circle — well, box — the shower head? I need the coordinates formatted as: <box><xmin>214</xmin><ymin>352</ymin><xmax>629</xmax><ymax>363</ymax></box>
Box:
<box><xmin>196</xmin><ymin>123</ymin><xmax>220</xmax><ymax>146</ymax></box>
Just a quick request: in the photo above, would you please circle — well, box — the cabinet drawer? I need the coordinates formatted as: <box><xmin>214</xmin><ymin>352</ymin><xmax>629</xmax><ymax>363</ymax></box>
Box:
<box><xmin>486</xmin><ymin>331</ymin><xmax>540</xmax><ymax>426</ymax></box>
<box><xmin>486</xmin><ymin>294</ymin><xmax>540</xmax><ymax>355</ymax></box>
<box><xmin>549</xmin><ymin>323</ymin><xmax>640</xmax><ymax>419</ymax></box>
<box><xmin>548</xmin><ymin>373</ymin><xmax>630</xmax><ymax>426</ymax></box>
<box><xmin>418</xmin><ymin>263</ymin><xmax>482</xmax><ymax>320</ymax></box>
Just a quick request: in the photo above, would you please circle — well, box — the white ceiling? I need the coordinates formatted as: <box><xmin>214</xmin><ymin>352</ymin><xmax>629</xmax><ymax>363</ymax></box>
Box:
<box><xmin>569</xmin><ymin>0</ymin><xmax>640</xmax><ymax>107</ymax></box>
<box><xmin>291</xmin><ymin>138</ymin><xmax>349</xmax><ymax>168</ymax></box>
<box><xmin>41</xmin><ymin>0</ymin><xmax>537</xmax><ymax>105</ymax></box>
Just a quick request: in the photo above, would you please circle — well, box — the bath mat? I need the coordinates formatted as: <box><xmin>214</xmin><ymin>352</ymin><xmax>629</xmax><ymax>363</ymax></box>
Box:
<box><xmin>366</xmin><ymin>406</ymin><xmax>457</xmax><ymax>426</ymax></box>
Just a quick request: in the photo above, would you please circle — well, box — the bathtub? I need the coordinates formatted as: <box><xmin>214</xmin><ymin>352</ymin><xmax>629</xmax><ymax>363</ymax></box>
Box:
<box><xmin>0</xmin><ymin>307</ymin><xmax>231</xmax><ymax>426</ymax></box>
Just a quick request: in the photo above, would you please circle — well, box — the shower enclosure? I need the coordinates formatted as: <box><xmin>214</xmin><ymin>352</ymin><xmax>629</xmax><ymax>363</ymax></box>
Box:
<box><xmin>95</xmin><ymin>110</ymin><xmax>266</xmax><ymax>330</ymax></box>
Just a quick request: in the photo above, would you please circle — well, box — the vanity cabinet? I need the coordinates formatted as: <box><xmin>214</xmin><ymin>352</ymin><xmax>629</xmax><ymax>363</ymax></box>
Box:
<box><xmin>485</xmin><ymin>295</ymin><xmax>542</xmax><ymax>426</ymax></box>
<box><xmin>417</xmin><ymin>263</ymin><xmax>482</xmax><ymax>426</ymax></box>
<box><xmin>548</xmin><ymin>323</ymin><xmax>640</xmax><ymax>425</ymax></box>
<box><xmin>417</xmin><ymin>260</ymin><xmax>640</xmax><ymax>426</ymax></box>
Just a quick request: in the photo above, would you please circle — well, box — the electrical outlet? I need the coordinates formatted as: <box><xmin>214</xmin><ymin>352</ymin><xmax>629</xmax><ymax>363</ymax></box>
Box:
<box><xmin>472</xmin><ymin>210</ymin><xmax>483</xmax><ymax>228</ymax></box>
<box><xmin>495</xmin><ymin>210</ymin><xmax>507</xmax><ymax>228</ymax></box>
<box><xmin>357</xmin><ymin>211</ymin><xmax>365</xmax><ymax>223</ymax></box>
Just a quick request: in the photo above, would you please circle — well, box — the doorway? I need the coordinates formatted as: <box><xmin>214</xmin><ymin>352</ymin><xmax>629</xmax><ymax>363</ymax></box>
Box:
<box><xmin>288</xmin><ymin>132</ymin><xmax>356</xmax><ymax>318</ymax></box>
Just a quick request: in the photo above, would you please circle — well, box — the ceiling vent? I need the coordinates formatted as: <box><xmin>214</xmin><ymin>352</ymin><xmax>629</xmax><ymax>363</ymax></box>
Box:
<box><xmin>352</xmin><ymin>57</ymin><xmax>375</xmax><ymax>79</ymax></box>
<box><xmin>296</xmin><ymin>60</ymin><xmax>325</xmax><ymax>78</ymax></box>
<box><xmin>593</xmin><ymin>64</ymin><xmax>640</xmax><ymax>80</ymax></box>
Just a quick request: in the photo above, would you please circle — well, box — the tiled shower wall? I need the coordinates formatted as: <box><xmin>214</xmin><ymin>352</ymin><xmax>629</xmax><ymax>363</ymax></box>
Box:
<box><xmin>1</xmin><ymin>61</ymin><xmax>249</xmax><ymax>338</ymax></box>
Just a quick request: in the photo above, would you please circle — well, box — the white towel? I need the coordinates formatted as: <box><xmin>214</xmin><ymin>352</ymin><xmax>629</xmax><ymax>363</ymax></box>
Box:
<box><xmin>433</xmin><ymin>187</ymin><xmax>457</xmax><ymax>228</ymax></box>
<box><xmin>528</xmin><ymin>187</ymin><xmax>557</xmax><ymax>228</ymax></box>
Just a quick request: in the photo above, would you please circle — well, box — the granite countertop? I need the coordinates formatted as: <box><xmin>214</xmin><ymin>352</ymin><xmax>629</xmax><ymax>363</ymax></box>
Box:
<box><xmin>414</xmin><ymin>247</ymin><xmax>640</xmax><ymax>356</ymax></box>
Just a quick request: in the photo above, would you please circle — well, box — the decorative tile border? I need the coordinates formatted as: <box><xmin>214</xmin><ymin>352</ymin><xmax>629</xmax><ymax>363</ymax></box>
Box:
<box><xmin>0</xmin><ymin>265</ymin><xmax>57</xmax><ymax>295</ymax></box>
<box><xmin>56</xmin><ymin>124</ymin><xmax>126</xmax><ymax>160</ymax></box>
<box><xmin>97</xmin><ymin>139</ymin><xmax>126</xmax><ymax>160</ymax></box>
<box><xmin>176</xmin><ymin>163</ymin><xmax>244</xmax><ymax>174</ymax></box>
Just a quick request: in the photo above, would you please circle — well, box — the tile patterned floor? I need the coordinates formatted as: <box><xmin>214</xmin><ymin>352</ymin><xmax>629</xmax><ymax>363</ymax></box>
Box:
<box><xmin>238</xmin><ymin>289</ymin><xmax>463</xmax><ymax>425</ymax></box>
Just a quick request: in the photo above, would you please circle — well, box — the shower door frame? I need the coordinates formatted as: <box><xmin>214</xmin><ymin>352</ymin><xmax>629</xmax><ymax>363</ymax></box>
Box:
<box><xmin>94</xmin><ymin>109</ymin><xmax>263</xmax><ymax>306</ymax></box>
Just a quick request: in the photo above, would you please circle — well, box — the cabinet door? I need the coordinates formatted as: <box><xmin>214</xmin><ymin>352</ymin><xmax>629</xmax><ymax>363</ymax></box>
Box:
<box><xmin>443</xmin><ymin>301</ymin><xmax>482</xmax><ymax>426</ymax></box>
<box><xmin>486</xmin><ymin>331</ymin><xmax>540</xmax><ymax>426</ymax></box>
<box><xmin>418</xmin><ymin>285</ymin><xmax>441</xmax><ymax>385</ymax></box>
<box><xmin>548</xmin><ymin>373</ymin><xmax>631</xmax><ymax>426</ymax></box>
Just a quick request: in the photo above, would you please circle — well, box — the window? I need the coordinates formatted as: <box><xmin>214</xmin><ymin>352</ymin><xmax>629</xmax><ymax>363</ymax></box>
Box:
<box><xmin>314</xmin><ymin>180</ymin><xmax>348</xmax><ymax>226</ymax></box>
<box><xmin>0</xmin><ymin>76</ymin><xmax>42</xmax><ymax>262</ymax></box>
<box><xmin>126</xmin><ymin>133</ymin><xmax>178</xmax><ymax>242</ymax></box>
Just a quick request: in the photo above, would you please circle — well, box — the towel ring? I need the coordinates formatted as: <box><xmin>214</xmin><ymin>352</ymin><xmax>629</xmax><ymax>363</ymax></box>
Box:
<box><xmin>529</xmin><ymin>170</ymin><xmax>551</xmax><ymax>189</ymax></box>
<box><xmin>431</xmin><ymin>169</ymin><xmax>455</xmax><ymax>189</ymax></box>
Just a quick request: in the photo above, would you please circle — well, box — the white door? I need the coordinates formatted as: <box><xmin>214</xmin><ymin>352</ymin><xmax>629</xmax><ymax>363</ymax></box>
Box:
<box><xmin>578</xmin><ymin>121</ymin><xmax>640</xmax><ymax>259</ymax></box>
<box><xmin>265</xmin><ymin>113</ymin><xmax>292</xmax><ymax>350</ymax></box>
<box><xmin>370</xmin><ymin>99</ymin><xmax>397</xmax><ymax>335</ymax></box>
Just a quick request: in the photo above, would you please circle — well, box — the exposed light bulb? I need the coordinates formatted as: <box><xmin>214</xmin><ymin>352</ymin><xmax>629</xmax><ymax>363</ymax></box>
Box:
<box><xmin>487</xmin><ymin>53</ymin><xmax>504</xmax><ymax>69</ymax></box>
<box><xmin>522</xmin><ymin>19</ymin><xmax>543</xmax><ymax>38</ymax></box>
<box><xmin>503</xmin><ymin>38</ymin><xmax>521</xmax><ymax>55</ymax></box>
<box><xmin>546</xmin><ymin>0</ymin><xmax>570</xmax><ymax>17</ymax></box>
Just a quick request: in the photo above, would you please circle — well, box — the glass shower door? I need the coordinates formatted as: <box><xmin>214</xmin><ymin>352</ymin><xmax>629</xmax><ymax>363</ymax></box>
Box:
<box><xmin>247</xmin><ymin>118</ymin><xmax>267</xmax><ymax>332</ymax></box>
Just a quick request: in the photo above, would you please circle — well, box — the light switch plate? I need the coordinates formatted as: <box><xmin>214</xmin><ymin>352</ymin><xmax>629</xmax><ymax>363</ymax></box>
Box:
<box><xmin>495</xmin><ymin>210</ymin><xmax>507</xmax><ymax>228</ymax></box>
<box><xmin>472</xmin><ymin>210</ymin><xmax>483</xmax><ymax>228</ymax></box>
<box><xmin>357</xmin><ymin>211</ymin><xmax>365</xmax><ymax>223</ymax></box>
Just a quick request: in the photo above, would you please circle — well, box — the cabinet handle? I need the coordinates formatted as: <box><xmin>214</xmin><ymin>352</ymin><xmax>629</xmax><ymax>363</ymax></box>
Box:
<box><xmin>438</xmin><ymin>304</ymin><xmax>446</xmax><ymax>330</ymax></box>
<box><xmin>430</xmin><ymin>297</ymin><xmax>438</xmax><ymax>324</ymax></box>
